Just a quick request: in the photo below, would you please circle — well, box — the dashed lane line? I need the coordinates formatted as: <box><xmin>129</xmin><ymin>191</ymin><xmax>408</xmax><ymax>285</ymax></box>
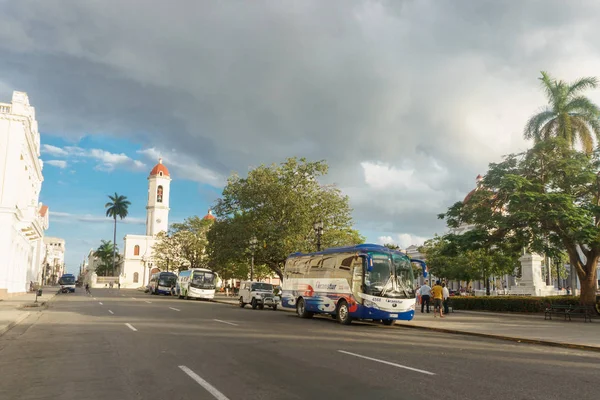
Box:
<box><xmin>108</xmin><ymin>310</ymin><xmax>114</xmax><ymax>315</ymax></box>
<box><xmin>213</xmin><ymin>319</ymin><xmax>238</xmax><ymax>326</ymax></box>
<box><xmin>169</xmin><ymin>307</ymin><xmax>181</xmax><ymax>312</ymax></box>
<box><xmin>179</xmin><ymin>365</ymin><xmax>230</xmax><ymax>400</ymax></box>
<box><xmin>337</xmin><ymin>350</ymin><xmax>435</xmax><ymax>375</ymax></box>
<box><xmin>125</xmin><ymin>323</ymin><xmax>137</xmax><ymax>332</ymax></box>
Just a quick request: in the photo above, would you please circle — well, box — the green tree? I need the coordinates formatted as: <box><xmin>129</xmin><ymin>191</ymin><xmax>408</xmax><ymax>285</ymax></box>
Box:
<box><xmin>524</xmin><ymin>71</ymin><xmax>600</xmax><ymax>153</ymax></box>
<box><xmin>208</xmin><ymin>157</ymin><xmax>364</xmax><ymax>279</ymax></box>
<box><xmin>440</xmin><ymin>139</ymin><xmax>600</xmax><ymax>305</ymax></box>
<box><xmin>94</xmin><ymin>240</ymin><xmax>120</xmax><ymax>276</ymax></box>
<box><xmin>105</xmin><ymin>193</ymin><xmax>130</xmax><ymax>276</ymax></box>
<box><xmin>153</xmin><ymin>216</ymin><xmax>214</xmax><ymax>272</ymax></box>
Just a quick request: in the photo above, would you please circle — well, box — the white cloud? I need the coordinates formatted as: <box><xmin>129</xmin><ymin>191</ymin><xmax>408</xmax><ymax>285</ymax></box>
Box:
<box><xmin>51</xmin><ymin>211</ymin><xmax>145</xmax><ymax>225</ymax></box>
<box><xmin>40</xmin><ymin>145</ymin><xmax>146</xmax><ymax>172</ymax></box>
<box><xmin>137</xmin><ymin>148</ymin><xmax>224</xmax><ymax>187</ymax></box>
<box><xmin>45</xmin><ymin>159</ymin><xmax>67</xmax><ymax>169</ymax></box>
<box><xmin>41</xmin><ymin>144</ymin><xmax>68</xmax><ymax>157</ymax></box>
<box><xmin>377</xmin><ymin>234</ymin><xmax>428</xmax><ymax>249</ymax></box>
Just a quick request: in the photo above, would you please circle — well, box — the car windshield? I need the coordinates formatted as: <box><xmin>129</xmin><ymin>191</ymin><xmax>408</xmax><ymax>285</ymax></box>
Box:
<box><xmin>251</xmin><ymin>283</ymin><xmax>273</xmax><ymax>291</ymax></box>
<box><xmin>192</xmin><ymin>271</ymin><xmax>215</xmax><ymax>288</ymax></box>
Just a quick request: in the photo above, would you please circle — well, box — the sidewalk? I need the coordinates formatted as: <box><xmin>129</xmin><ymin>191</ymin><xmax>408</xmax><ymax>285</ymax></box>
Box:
<box><xmin>399</xmin><ymin>310</ymin><xmax>600</xmax><ymax>351</ymax></box>
<box><xmin>0</xmin><ymin>287</ymin><xmax>57</xmax><ymax>337</ymax></box>
<box><xmin>212</xmin><ymin>294</ymin><xmax>600</xmax><ymax>351</ymax></box>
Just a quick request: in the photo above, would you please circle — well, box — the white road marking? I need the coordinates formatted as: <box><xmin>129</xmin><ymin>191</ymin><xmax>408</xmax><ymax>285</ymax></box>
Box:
<box><xmin>121</xmin><ymin>294</ymin><xmax>125</xmax><ymax>297</ymax></box>
<box><xmin>125</xmin><ymin>323</ymin><xmax>137</xmax><ymax>332</ymax></box>
<box><xmin>213</xmin><ymin>319</ymin><xmax>238</xmax><ymax>326</ymax></box>
<box><xmin>145</xmin><ymin>301</ymin><xmax>152</xmax><ymax>304</ymax></box>
<box><xmin>337</xmin><ymin>350</ymin><xmax>435</xmax><ymax>376</ymax></box>
<box><xmin>93</xmin><ymin>297</ymin><xmax>97</xmax><ymax>300</ymax></box>
<box><xmin>169</xmin><ymin>307</ymin><xmax>181</xmax><ymax>312</ymax></box>
<box><xmin>108</xmin><ymin>310</ymin><xmax>114</xmax><ymax>315</ymax></box>
<box><xmin>179</xmin><ymin>365</ymin><xmax>230</xmax><ymax>400</ymax></box>
<box><xmin>98</xmin><ymin>302</ymin><xmax>103</xmax><ymax>305</ymax></box>
<box><xmin>131</xmin><ymin>297</ymin><xmax>137</xmax><ymax>300</ymax></box>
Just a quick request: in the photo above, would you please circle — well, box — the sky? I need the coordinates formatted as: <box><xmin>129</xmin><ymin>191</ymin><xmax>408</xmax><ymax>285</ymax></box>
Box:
<box><xmin>2</xmin><ymin>0</ymin><xmax>600</xmax><ymax>274</ymax></box>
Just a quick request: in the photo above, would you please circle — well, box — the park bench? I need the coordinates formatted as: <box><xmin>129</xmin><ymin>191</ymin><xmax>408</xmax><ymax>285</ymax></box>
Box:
<box><xmin>544</xmin><ymin>304</ymin><xmax>593</xmax><ymax>323</ymax></box>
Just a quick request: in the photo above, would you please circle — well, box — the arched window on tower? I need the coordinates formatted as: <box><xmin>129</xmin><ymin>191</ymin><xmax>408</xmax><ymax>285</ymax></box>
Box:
<box><xmin>157</xmin><ymin>185</ymin><xmax>163</xmax><ymax>203</ymax></box>
<box><xmin>134</xmin><ymin>245</ymin><xmax>140</xmax><ymax>256</ymax></box>
<box><xmin>133</xmin><ymin>272</ymin><xmax>139</xmax><ymax>283</ymax></box>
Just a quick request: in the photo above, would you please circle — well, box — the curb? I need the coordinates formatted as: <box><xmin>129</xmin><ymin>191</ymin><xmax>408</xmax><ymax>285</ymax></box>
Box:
<box><xmin>0</xmin><ymin>312</ymin><xmax>31</xmax><ymax>337</ymax></box>
<box><xmin>397</xmin><ymin>324</ymin><xmax>600</xmax><ymax>353</ymax></box>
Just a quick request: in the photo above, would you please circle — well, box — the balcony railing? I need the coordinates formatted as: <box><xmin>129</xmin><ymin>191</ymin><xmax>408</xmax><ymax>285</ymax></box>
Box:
<box><xmin>0</xmin><ymin>103</ymin><xmax>11</xmax><ymax>113</ymax></box>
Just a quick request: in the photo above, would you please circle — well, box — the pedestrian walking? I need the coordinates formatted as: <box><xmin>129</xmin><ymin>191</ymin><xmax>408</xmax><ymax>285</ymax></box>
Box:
<box><xmin>442</xmin><ymin>282</ymin><xmax>450</xmax><ymax>315</ymax></box>
<box><xmin>431</xmin><ymin>280</ymin><xmax>444</xmax><ymax>318</ymax></box>
<box><xmin>420</xmin><ymin>280</ymin><xmax>431</xmax><ymax>313</ymax></box>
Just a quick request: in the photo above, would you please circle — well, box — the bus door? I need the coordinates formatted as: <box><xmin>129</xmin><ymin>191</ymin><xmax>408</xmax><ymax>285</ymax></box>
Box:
<box><xmin>351</xmin><ymin>256</ymin><xmax>365</xmax><ymax>302</ymax></box>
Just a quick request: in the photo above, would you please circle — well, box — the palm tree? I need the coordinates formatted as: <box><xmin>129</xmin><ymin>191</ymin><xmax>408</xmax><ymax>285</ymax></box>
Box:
<box><xmin>105</xmin><ymin>193</ymin><xmax>131</xmax><ymax>276</ymax></box>
<box><xmin>524</xmin><ymin>71</ymin><xmax>600</xmax><ymax>153</ymax></box>
<box><xmin>94</xmin><ymin>240</ymin><xmax>117</xmax><ymax>276</ymax></box>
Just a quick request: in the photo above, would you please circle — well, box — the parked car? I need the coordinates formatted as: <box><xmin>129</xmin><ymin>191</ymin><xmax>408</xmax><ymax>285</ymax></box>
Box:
<box><xmin>238</xmin><ymin>281</ymin><xmax>279</xmax><ymax>310</ymax></box>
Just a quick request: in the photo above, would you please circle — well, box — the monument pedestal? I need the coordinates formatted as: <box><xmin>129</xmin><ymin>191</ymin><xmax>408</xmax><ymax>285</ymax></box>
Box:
<box><xmin>510</xmin><ymin>253</ymin><xmax>557</xmax><ymax>296</ymax></box>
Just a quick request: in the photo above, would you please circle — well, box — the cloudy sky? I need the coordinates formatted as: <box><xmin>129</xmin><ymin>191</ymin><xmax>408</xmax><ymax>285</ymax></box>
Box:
<box><xmin>2</xmin><ymin>0</ymin><xmax>600</xmax><ymax>273</ymax></box>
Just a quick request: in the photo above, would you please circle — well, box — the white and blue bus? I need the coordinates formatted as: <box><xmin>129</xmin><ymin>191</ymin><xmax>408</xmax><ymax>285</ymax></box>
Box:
<box><xmin>281</xmin><ymin>244</ymin><xmax>424</xmax><ymax>325</ymax></box>
<box><xmin>58</xmin><ymin>273</ymin><xmax>76</xmax><ymax>293</ymax></box>
<box><xmin>149</xmin><ymin>272</ymin><xmax>178</xmax><ymax>295</ymax></box>
<box><xmin>176</xmin><ymin>268</ymin><xmax>220</xmax><ymax>300</ymax></box>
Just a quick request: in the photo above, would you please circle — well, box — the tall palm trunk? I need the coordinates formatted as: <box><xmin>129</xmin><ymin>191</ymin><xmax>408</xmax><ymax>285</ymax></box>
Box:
<box><xmin>112</xmin><ymin>216</ymin><xmax>117</xmax><ymax>276</ymax></box>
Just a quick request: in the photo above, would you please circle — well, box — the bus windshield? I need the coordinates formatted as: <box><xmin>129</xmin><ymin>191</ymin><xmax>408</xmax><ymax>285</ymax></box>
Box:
<box><xmin>60</xmin><ymin>276</ymin><xmax>75</xmax><ymax>285</ymax></box>
<box><xmin>158</xmin><ymin>274</ymin><xmax>176</xmax><ymax>287</ymax></box>
<box><xmin>364</xmin><ymin>252</ymin><xmax>414</xmax><ymax>299</ymax></box>
<box><xmin>392</xmin><ymin>254</ymin><xmax>415</xmax><ymax>298</ymax></box>
<box><xmin>191</xmin><ymin>271</ymin><xmax>215</xmax><ymax>289</ymax></box>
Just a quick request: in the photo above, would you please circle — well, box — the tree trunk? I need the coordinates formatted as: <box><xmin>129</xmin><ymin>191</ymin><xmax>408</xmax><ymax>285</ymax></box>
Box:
<box><xmin>112</xmin><ymin>217</ymin><xmax>117</xmax><ymax>277</ymax></box>
<box><xmin>579</xmin><ymin>264</ymin><xmax>598</xmax><ymax>306</ymax></box>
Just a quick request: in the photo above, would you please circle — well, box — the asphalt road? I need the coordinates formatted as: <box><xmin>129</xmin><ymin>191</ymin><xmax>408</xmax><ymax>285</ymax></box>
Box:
<box><xmin>1</xmin><ymin>289</ymin><xmax>599</xmax><ymax>400</ymax></box>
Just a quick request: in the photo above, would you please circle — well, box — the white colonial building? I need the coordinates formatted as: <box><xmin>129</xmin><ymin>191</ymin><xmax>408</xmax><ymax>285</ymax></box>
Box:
<box><xmin>118</xmin><ymin>158</ymin><xmax>171</xmax><ymax>288</ymax></box>
<box><xmin>0</xmin><ymin>91</ymin><xmax>50</xmax><ymax>297</ymax></box>
<box><xmin>42</xmin><ymin>236</ymin><xmax>66</xmax><ymax>285</ymax></box>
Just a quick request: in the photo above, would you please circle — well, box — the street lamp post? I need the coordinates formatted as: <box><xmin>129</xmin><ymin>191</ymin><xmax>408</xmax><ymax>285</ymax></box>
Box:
<box><xmin>249</xmin><ymin>236</ymin><xmax>258</xmax><ymax>281</ymax></box>
<box><xmin>313</xmin><ymin>219</ymin><xmax>324</xmax><ymax>251</ymax></box>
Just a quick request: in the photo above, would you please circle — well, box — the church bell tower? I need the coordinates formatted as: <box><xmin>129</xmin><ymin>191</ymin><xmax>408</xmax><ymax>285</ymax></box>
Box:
<box><xmin>146</xmin><ymin>158</ymin><xmax>171</xmax><ymax>236</ymax></box>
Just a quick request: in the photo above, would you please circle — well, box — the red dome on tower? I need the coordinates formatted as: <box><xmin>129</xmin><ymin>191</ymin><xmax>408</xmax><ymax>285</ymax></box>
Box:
<box><xmin>203</xmin><ymin>208</ymin><xmax>216</xmax><ymax>221</ymax></box>
<box><xmin>149</xmin><ymin>158</ymin><xmax>170</xmax><ymax>177</ymax></box>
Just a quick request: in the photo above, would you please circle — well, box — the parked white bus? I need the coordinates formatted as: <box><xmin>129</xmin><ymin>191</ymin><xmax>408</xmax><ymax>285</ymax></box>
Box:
<box><xmin>176</xmin><ymin>268</ymin><xmax>220</xmax><ymax>300</ymax></box>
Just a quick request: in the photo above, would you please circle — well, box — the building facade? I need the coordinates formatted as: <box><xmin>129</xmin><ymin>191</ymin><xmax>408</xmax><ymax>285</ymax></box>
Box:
<box><xmin>119</xmin><ymin>159</ymin><xmax>171</xmax><ymax>288</ymax></box>
<box><xmin>0</xmin><ymin>91</ymin><xmax>49</xmax><ymax>297</ymax></box>
<box><xmin>43</xmin><ymin>236</ymin><xmax>66</xmax><ymax>285</ymax></box>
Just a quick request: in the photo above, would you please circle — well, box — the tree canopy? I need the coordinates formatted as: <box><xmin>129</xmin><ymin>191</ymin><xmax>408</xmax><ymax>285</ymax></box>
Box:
<box><xmin>524</xmin><ymin>71</ymin><xmax>600</xmax><ymax>153</ymax></box>
<box><xmin>153</xmin><ymin>216</ymin><xmax>213</xmax><ymax>272</ymax></box>
<box><xmin>208</xmin><ymin>157</ymin><xmax>364</xmax><ymax>279</ymax></box>
<box><xmin>440</xmin><ymin>139</ymin><xmax>600</xmax><ymax>305</ymax></box>
<box><xmin>93</xmin><ymin>240</ymin><xmax>121</xmax><ymax>276</ymax></box>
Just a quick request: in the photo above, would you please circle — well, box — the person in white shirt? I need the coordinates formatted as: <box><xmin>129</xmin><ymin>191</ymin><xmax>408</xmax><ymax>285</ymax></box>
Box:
<box><xmin>442</xmin><ymin>282</ymin><xmax>450</xmax><ymax>315</ymax></box>
<box><xmin>419</xmin><ymin>280</ymin><xmax>431</xmax><ymax>313</ymax></box>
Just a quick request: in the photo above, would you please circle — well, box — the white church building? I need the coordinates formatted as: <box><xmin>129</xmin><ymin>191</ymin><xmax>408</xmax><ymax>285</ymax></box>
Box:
<box><xmin>118</xmin><ymin>158</ymin><xmax>171</xmax><ymax>288</ymax></box>
<box><xmin>0</xmin><ymin>91</ymin><xmax>50</xmax><ymax>297</ymax></box>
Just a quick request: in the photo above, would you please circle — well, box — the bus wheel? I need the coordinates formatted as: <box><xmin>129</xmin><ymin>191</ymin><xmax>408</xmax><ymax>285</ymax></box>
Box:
<box><xmin>382</xmin><ymin>319</ymin><xmax>394</xmax><ymax>326</ymax></box>
<box><xmin>239</xmin><ymin>297</ymin><xmax>245</xmax><ymax>308</ymax></box>
<box><xmin>296</xmin><ymin>298</ymin><xmax>313</xmax><ymax>319</ymax></box>
<box><xmin>336</xmin><ymin>300</ymin><xmax>352</xmax><ymax>325</ymax></box>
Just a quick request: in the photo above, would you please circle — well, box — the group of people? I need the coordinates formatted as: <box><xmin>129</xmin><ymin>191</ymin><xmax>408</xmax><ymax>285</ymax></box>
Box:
<box><xmin>417</xmin><ymin>280</ymin><xmax>449</xmax><ymax>318</ymax></box>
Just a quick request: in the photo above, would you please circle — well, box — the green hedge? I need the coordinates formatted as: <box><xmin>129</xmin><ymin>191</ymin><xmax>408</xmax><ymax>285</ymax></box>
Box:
<box><xmin>449</xmin><ymin>295</ymin><xmax>581</xmax><ymax>313</ymax></box>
